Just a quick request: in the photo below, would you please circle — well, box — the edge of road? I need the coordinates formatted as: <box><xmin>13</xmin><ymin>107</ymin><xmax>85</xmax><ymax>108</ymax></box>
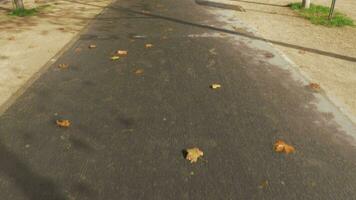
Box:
<box><xmin>0</xmin><ymin>0</ymin><xmax>115</xmax><ymax>116</ymax></box>
<box><xmin>203</xmin><ymin>0</ymin><xmax>356</xmax><ymax>128</ymax></box>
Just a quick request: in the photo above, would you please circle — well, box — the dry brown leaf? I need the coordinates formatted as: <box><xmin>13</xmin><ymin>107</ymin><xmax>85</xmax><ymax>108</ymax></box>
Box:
<box><xmin>210</xmin><ymin>83</ymin><xmax>221</xmax><ymax>89</ymax></box>
<box><xmin>145</xmin><ymin>44</ymin><xmax>153</xmax><ymax>48</ymax></box>
<box><xmin>75</xmin><ymin>48</ymin><xmax>82</xmax><ymax>53</ymax></box>
<box><xmin>186</xmin><ymin>147</ymin><xmax>204</xmax><ymax>163</ymax></box>
<box><xmin>309</xmin><ymin>83</ymin><xmax>321</xmax><ymax>92</ymax></box>
<box><xmin>135</xmin><ymin>69</ymin><xmax>144</xmax><ymax>75</ymax></box>
<box><xmin>58</xmin><ymin>64</ymin><xmax>69</xmax><ymax>69</ymax></box>
<box><xmin>89</xmin><ymin>44</ymin><xmax>97</xmax><ymax>49</ymax></box>
<box><xmin>56</xmin><ymin>119</ymin><xmax>71</xmax><ymax>128</ymax></box>
<box><xmin>264</xmin><ymin>52</ymin><xmax>274</xmax><ymax>58</ymax></box>
<box><xmin>274</xmin><ymin>140</ymin><xmax>295</xmax><ymax>154</ymax></box>
<box><xmin>116</xmin><ymin>50</ymin><xmax>128</xmax><ymax>56</ymax></box>
<box><xmin>259</xmin><ymin>180</ymin><xmax>269</xmax><ymax>189</ymax></box>
<box><xmin>111</xmin><ymin>56</ymin><xmax>120</xmax><ymax>61</ymax></box>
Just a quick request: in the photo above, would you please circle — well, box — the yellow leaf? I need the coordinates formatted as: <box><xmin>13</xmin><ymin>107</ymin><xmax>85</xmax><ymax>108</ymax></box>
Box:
<box><xmin>116</xmin><ymin>50</ymin><xmax>128</xmax><ymax>56</ymax></box>
<box><xmin>145</xmin><ymin>44</ymin><xmax>153</xmax><ymax>48</ymax></box>
<box><xmin>274</xmin><ymin>140</ymin><xmax>295</xmax><ymax>154</ymax></box>
<box><xmin>259</xmin><ymin>180</ymin><xmax>269</xmax><ymax>189</ymax></box>
<box><xmin>111</xmin><ymin>56</ymin><xmax>120</xmax><ymax>61</ymax></box>
<box><xmin>135</xmin><ymin>69</ymin><xmax>144</xmax><ymax>75</ymax></box>
<box><xmin>210</xmin><ymin>83</ymin><xmax>221</xmax><ymax>89</ymax></box>
<box><xmin>58</xmin><ymin>64</ymin><xmax>69</xmax><ymax>69</ymax></box>
<box><xmin>56</xmin><ymin>119</ymin><xmax>71</xmax><ymax>128</ymax></box>
<box><xmin>186</xmin><ymin>147</ymin><xmax>204</xmax><ymax>163</ymax></box>
<box><xmin>89</xmin><ymin>44</ymin><xmax>96</xmax><ymax>49</ymax></box>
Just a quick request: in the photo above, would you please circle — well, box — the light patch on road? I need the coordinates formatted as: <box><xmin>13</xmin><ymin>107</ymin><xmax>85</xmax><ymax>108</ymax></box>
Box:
<box><xmin>203</xmin><ymin>1</ymin><xmax>356</xmax><ymax>140</ymax></box>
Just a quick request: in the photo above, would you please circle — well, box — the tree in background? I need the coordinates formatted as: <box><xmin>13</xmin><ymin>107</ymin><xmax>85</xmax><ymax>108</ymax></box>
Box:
<box><xmin>302</xmin><ymin>0</ymin><xmax>310</xmax><ymax>8</ymax></box>
<box><xmin>12</xmin><ymin>0</ymin><xmax>25</xmax><ymax>9</ymax></box>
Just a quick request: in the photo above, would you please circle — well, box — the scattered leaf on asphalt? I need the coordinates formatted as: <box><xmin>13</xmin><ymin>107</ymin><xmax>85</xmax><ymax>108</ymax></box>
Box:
<box><xmin>116</xmin><ymin>50</ymin><xmax>128</xmax><ymax>56</ymax></box>
<box><xmin>309</xmin><ymin>83</ymin><xmax>321</xmax><ymax>92</ymax></box>
<box><xmin>259</xmin><ymin>180</ymin><xmax>269</xmax><ymax>189</ymax></box>
<box><xmin>89</xmin><ymin>44</ymin><xmax>97</xmax><ymax>49</ymax></box>
<box><xmin>210</xmin><ymin>83</ymin><xmax>221</xmax><ymax>89</ymax></box>
<box><xmin>111</xmin><ymin>56</ymin><xmax>120</xmax><ymax>61</ymax></box>
<box><xmin>135</xmin><ymin>69</ymin><xmax>144</xmax><ymax>75</ymax></box>
<box><xmin>56</xmin><ymin>119</ymin><xmax>71</xmax><ymax>128</ymax></box>
<box><xmin>145</xmin><ymin>44</ymin><xmax>153</xmax><ymax>48</ymax></box>
<box><xmin>58</xmin><ymin>64</ymin><xmax>69</xmax><ymax>69</ymax></box>
<box><xmin>75</xmin><ymin>48</ymin><xmax>82</xmax><ymax>53</ymax></box>
<box><xmin>274</xmin><ymin>140</ymin><xmax>295</xmax><ymax>154</ymax></box>
<box><xmin>185</xmin><ymin>147</ymin><xmax>204</xmax><ymax>163</ymax></box>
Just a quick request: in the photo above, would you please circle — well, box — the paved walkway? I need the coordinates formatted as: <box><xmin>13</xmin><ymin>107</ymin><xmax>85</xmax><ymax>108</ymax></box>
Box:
<box><xmin>0</xmin><ymin>0</ymin><xmax>356</xmax><ymax>199</ymax></box>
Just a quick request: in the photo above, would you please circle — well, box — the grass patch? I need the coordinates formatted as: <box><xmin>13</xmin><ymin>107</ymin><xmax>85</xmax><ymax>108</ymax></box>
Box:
<box><xmin>289</xmin><ymin>2</ymin><xmax>354</xmax><ymax>27</ymax></box>
<box><xmin>9</xmin><ymin>5</ymin><xmax>51</xmax><ymax>17</ymax></box>
<box><xmin>9</xmin><ymin>8</ymin><xmax>38</xmax><ymax>17</ymax></box>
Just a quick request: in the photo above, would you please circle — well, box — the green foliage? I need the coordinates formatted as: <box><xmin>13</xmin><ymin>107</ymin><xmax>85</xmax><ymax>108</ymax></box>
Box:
<box><xmin>289</xmin><ymin>2</ymin><xmax>354</xmax><ymax>27</ymax></box>
<box><xmin>9</xmin><ymin>8</ymin><xmax>38</xmax><ymax>17</ymax></box>
<box><xmin>9</xmin><ymin>5</ymin><xmax>51</xmax><ymax>17</ymax></box>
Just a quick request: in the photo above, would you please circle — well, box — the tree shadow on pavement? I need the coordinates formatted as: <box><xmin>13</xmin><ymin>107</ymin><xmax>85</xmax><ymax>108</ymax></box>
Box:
<box><xmin>62</xmin><ymin>0</ymin><xmax>356</xmax><ymax>63</ymax></box>
<box><xmin>0</xmin><ymin>142</ymin><xmax>67</xmax><ymax>200</ymax></box>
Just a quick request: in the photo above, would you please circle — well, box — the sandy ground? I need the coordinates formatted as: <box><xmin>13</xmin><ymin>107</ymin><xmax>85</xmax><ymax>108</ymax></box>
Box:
<box><xmin>0</xmin><ymin>0</ymin><xmax>112</xmax><ymax>113</ymax></box>
<box><xmin>208</xmin><ymin>0</ymin><xmax>356</xmax><ymax>121</ymax></box>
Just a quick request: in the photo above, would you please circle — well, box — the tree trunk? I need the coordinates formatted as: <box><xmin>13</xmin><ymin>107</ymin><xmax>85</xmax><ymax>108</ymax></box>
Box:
<box><xmin>13</xmin><ymin>0</ymin><xmax>25</xmax><ymax>9</ymax></box>
<box><xmin>302</xmin><ymin>0</ymin><xmax>310</xmax><ymax>8</ymax></box>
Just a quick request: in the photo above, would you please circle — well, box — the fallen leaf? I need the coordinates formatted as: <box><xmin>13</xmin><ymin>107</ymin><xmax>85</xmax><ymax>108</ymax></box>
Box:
<box><xmin>75</xmin><ymin>48</ymin><xmax>82</xmax><ymax>53</ymax></box>
<box><xmin>58</xmin><ymin>64</ymin><xmax>69</xmax><ymax>69</ymax></box>
<box><xmin>145</xmin><ymin>44</ymin><xmax>153</xmax><ymax>48</ymax></box>
<box><xmin>56</xmin><ymin>119</ymin><xmax>71</xmax><ymax>128</ymax></box>
<box><xmin>89</xmin><ymin>44</ymin><xmax>97</xmax><ymax>49</ymax></box>
<box><xmin>264</xmin><ymin>52</ymin><xmax>274</xmax><ymax>58</ymax></box>
<box><xmin>116</xmin><ymin>50</ymin><xmax>128</xmax><ymax>56</ymax></box>
<box><xmin>135</xmin><ymin>69</ymin><xmax>144</xmax><ymax>75</ymax></box>
<box><xmin>185</xmin><ymin>147</ymin><xmax>204</xmax><ymax>163</ymax></box>
<box><xmin>210</xmin><ymin>83</ymin><xmax>221</xmax><ymax>89</ymax></box>
<box><xmin>259</xmin><ymin>180</ymin><xmax>269</xmax><ymax>189</ymax></box>
<box><xmin>309</xmin><ymin>83</ymin><xmax>321</xmax><ymax>92</ymax></box>
<box><xmin>111</xmin><ymin>56</ymin><xmax>120</xmax><ymax>61</ymax></box>
<box><xmin>274</xmin><ymin>140</ymin><xmax>295</xmax><ymax>154</ymax></box>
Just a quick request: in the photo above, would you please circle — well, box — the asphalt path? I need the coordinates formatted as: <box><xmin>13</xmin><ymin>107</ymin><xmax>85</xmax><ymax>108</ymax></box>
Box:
<box><xmin>0</xmin><ymin>0</ymin><xmax>355</xmax><ymax>199</ymax></box>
